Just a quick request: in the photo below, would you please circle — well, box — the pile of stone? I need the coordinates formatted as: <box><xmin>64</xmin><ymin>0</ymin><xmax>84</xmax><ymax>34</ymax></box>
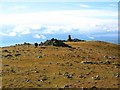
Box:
<box><xmin>72</xmin><ymin>38</ymin><xmax>85</xmax><ymax>42</ymax></box>
<box><xmin>39</xmin><ymin>38</ymin><xmax>72</xmax><ymax>48</ymax></box>
<box><xmin>34</xmin><ymin>35</ymin><xmax>85</xmax><ymax>48</ymax></box>
<box><xmin>67</xmin><ymin>35</ymin><xmax>85</xmax><ymax>42</ymax></box>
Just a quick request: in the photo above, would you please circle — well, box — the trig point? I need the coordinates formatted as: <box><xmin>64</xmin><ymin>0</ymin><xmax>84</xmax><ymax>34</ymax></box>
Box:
<box><xmin>67</xmin><ymin>35</ymin><xmax>72</xmax><ymax>41</ymax></box>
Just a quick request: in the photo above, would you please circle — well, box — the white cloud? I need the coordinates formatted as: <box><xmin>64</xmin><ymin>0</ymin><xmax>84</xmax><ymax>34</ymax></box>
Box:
<box><xmin>0</xmin><ymin>10</ymin><xmax>117</xmax><ymax>25</ymax></box>
<box><xmin>10</xmin><ymin>6</ymin><xmax>27</xmax><ymax>10</ymax></box>
<box><xmin>79</xmin><ymin>4</ymin><xmax>90</xmax><ymax>8</ymax></box>
<box><xmin>109</xmin><ymin>4</ymin><xmax>116</xmax><ymax>7</ymax></box>
<box><xmin>8</xmin><ymin>32</ymin><xmax>16</xmax><ymax>36</ymax></box>
<box><xmin>0</xmin><ymin>32</ymin><xmax>8</xmax><ymax>36</ymax></box>
<box><xmin>86</xmin><ymin>35</ymin><xmax>95</xmax><ymax>39</ymax></box>
<box><xmin>88</xmin><ymin>36</ymin><xmax>94</xmax><ymax>39</ymax></box>
<box><xmin>107</xmin><ymin>30</ymin><xmax>111</xmax><ymax>32</ymax></box>
<box><xmin>0</xmin><ymin>10</ymin><xmax>117</xmax><ymax>35</ymax></box>
<box><xmin>0</xmin><ymin>31</ymin><xmax>17</xmax><ymax>37</ymax></box>
<box><xmin>12</xmin><ymin>25</ymin><xmax>31</xmax><ymax>34</ymax></box>
<box><xmin>33</xmin><ymin>34</ymin><xmax>46</xmax><ymax>39</ymax></box>
<box><xmin>10</xmin><ymin>24</ymin><xmax>42</xmax><ymax>35</ymax></box>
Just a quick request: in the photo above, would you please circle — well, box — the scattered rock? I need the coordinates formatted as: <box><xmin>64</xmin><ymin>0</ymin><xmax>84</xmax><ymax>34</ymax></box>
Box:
<box><xmin>104</xmin><ymin>55</ymin><xmax>109</xmax><ymax>59</ymax></box>
<box><xmin>4</xmin><ymin>65</ymin><xmax>9</xmax><ymax>66</ymax></box>
<box><xmin>67</xmin><ymin>75</ymin><xmax>73</xmax><ymax>78</ymax></box>
<box><xmin>10</xmin><ymin>68</ymin><xmax>16</xmax><ymax>73</ymax></box>
<box><xmin>40</xmin><ymin>76</ymin><xmax>48</xmax><ymax>82</ymax></box>
<box><xmin>53</xmin><ymin>77</ymin><xmax>55</xmax><ymax>79</ymax></box>
<box><xmin>49</xmin><ymin>62</ymin><xmax>52</xmax><ymax>64</ymax></box>
<box><xmin>76</xmin><ymin>81</ymin><xmax>80</xmax><ymax>83</ymax></box>
<box><xmin>79</xmin><ymin>75</ymin><xmax>86</xmax><ymax>79</ymax></box>
<box><xmin>90</xmin><ymin>49</ymin><xmax>92</xmax><ymax>51</ymax></box>
<box><xmin>37</xmin><ymin>56</ymin><xmax>43</xmax><ymax>58</ymax></box>
<box><xmin>15</xmin><ymin>54</ymin><xmax>21</xmax><ymax>57</ymax></box>
<box><xmin>4</xmin><ymin>54</ymin><xmax>13</xmax><ymax>58</ymax></box>
<box><xmin>63</xmin><ymin>72</ymin><xmax>69</xmax><ymax>76</ymax></box>
<box><xmin>86</xmin><ymin>72</ymin><xmax>91</xmax><ymax>75</ymax></box>
<box><xmin>91</xmin><ymin>86</ymin><xmax>97</xmax><ymax>90</ymax></box>
<box><xmin>81</xmin><ymin>61</ymin><xmax>94</xmax><ymax>64</ymax></box>
<box><xmin>103</xmin><ymin>60</ymin><xmax>111</xmax><ymax>64</ymax></box>
<box><xmin>104</xmin><ymin>55</ymin><xmax>114</xmax><ymax>60</ymax></box>
<box><xmin>112</xmin><ymin>56</ymin><xmax>116</xmax><ymax>59</ymax></box>
<box><xmin>92</xmin><ymin>75</ymin><xmax>100</xmax><ymax>80</ymax></box>
<box><xmin>69</xmin><ymin>63</ymin><xmax>73</xmax><ymax>66</ymax></box>
<box><xmin>81</xmin><ymin>56</ymin><xmax>86</xmax><ymax>59</ymax></box>
<box><xmin>58</xmin><ymin>72</ymin><xmax>62</xmax><ymax>75</ymax></box>
<box><xmin>113</xmin><ymin>73</ymin><xmax>119</xmax><ymax>78</ymax></box>
<box><xmin>2</xmin><ymin>50</ymin><xmax>9</xmax><ymax>52</ymax></box>
<box><xmin>63</xmin><ymin>72</ymin><xmax>73</xmax><ymax>78</ymax></box>
<box><xmin>16</xmin><ymin>50</ymin><xmax>19</xmax><ymax>53</ymax></box>
<box><xmin>63</xmin><ymin>84</ymin><xmax>70</xmax><ymax>88</ymax></box>
<box><xmin>26</xmin><ymin>79</ymin><xmax>30</xmax><ymax>82</ymax></box>
<box><xmin>34</xmin><ymin>70</ymin><xmax>39</xmax><ymax>73</ymax></box>
<box><xmin>60</xmin><ymin>63</ymin><xmax>65</xmax><ymax>66</ymax></box>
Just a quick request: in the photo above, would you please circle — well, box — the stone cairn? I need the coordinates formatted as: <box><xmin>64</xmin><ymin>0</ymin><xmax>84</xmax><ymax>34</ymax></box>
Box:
<box><xmin>39</xmin><ymin>38</ymin><xmax>71</xmax><ymax>48</ymax></box>
<box><xmin>67</xmin><ymin>35</ymin><xmax>72</xmax><ymax>42</ymax></box>
<box><xmin>67</xmin><ymin>35</ymin><xmax>85</xmax><ymax>42</ymax></box>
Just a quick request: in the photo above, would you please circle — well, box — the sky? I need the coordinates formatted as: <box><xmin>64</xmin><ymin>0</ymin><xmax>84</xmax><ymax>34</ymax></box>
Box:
<box><xmin>0</xmin><ymin>1</ymin><xmax>119</xmax><ymax>46</ymax></box>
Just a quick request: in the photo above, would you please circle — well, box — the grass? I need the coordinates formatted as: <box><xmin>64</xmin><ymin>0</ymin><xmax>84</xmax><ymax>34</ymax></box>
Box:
<box><xmin>1</xmin><ymin>41</ymin><xmax>120</xmax><ymax>88</ymax></box>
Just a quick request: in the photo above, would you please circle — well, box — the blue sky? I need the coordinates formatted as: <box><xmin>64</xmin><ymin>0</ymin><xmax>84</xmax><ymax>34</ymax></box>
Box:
<box><xmin>0</xmin><ymin>1</ymin><xmax>118</xmax><ymax>46</ymax></box>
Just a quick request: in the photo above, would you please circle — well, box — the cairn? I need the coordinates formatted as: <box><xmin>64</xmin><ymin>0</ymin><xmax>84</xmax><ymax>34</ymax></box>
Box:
<box><xmin>67</xmin><ymin>35</ymin><xmax>72</xmax><ymax>42</ymax></box>
<box><xmin>39</xmin><ymin>38</ymin><xmax>71</xmax><ymax>48</ymax></box>
<box><xmin>67</xmin><ymin>35</ymin><xmax>85</xmax><ymax>42</ymax></box>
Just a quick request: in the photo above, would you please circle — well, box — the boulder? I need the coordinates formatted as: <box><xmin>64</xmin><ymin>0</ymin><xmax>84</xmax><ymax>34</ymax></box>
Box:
<box><xmin>40</xmin><ymin>38</ymin><xmax>72</xmax><ymax>48</ymax></box>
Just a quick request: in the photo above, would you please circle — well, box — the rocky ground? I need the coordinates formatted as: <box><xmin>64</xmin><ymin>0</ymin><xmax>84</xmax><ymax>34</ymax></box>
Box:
<box><xmin>1</xmin><ymin>41</ymin><xmax>120</xmax><ymax>88</ymax></box>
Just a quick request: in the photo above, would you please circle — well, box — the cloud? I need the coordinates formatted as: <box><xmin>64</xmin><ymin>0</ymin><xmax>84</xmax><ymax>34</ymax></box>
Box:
<box><xmin>0</xmin><ymin>10</ymin><xmax>117</xmax><ymax>25</ymax></box>
<box><xmin>0</xmin><ymin>21</ymin><xmax>117</xmax><ymax>37</ymax></box>
<box><xmin>33</xmin><ymin>34</ymin><xmax>46</xmax><ymax>39</ymax></box>
<box><xmin>86</xmin><ymin>35</ymin><xmax>95</xmax><ymax>39</ymax></box>
<box><xmin>0</xmin><ymin>31</ymin><xmax>16</xmax><ymax>37</ymax></box>
<box><xmin>88</xmin><ymin>36</ymin><xmax>94</xmax><ymax>39</ymax></box>
<box><xmin>0</xmin><ymin>32</ymin><xmax>8</xmax><ymax>36</ymax></box>
<box><xmin>12</xmin><ymin>25</ymin><xmax>31</xmax><ymax>35</ymax></box>
<box><xmin>10</xmin><ymin>6</ymin><xmax>27</xmax><ymax>10</ymax></box>
<box><xmin>8</xmin><ymin>32</ymin><xmax>16</xmax><ymax>36</ymax></box>
<box><xmin>109</xmin><ymin>4</ymin><xmax>116</xmax><ymax>7</ymax></box>
<box><xmin>10</xmin><ymin>24</ymin><xmax>42</xmax><ymax>35</ymax></box>
<box><xmin>0</xmin><ymin>9</ymin><xmax>117</xmax><ymax>36</ymax></box>
<box><xmin>79</xmin><ymin>4</ymin><xmax>90</xmax><ymax>8</ymax></box>
<box><xmin>89</xmin><ymin>37</ymin><xmax>95</xmax><ymax>39</ymax></box>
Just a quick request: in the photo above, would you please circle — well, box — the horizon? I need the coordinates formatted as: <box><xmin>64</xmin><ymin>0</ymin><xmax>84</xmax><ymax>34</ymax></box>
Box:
<box><xmin>0</xmin><ymin>36</ymin><xmax>119</xmax><ymax>47</ymax></box>
<box><xmin>0</xmin><ymin>1</ymin><xmax>118</xmax><ymax>47</ymax></box>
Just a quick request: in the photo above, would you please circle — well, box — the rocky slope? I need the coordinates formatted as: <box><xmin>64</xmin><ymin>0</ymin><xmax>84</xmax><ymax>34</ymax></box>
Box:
<box><xmin>1</xmin><ymin>41</ymin><xmax>120</xmax><ymax>88</ymax></box>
